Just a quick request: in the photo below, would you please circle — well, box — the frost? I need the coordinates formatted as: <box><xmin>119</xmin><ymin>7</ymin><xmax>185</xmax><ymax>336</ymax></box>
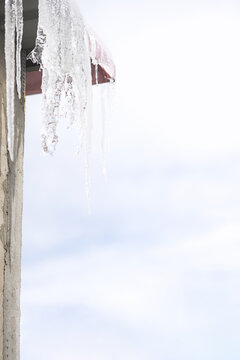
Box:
<box><xmin>27</xmin><ymin>0</ymin><xmax>92</xmax><ymax>158</ymax></box>
<box><xmin>5</xmin><ymin>0</ymin><xmax>23</xmax><ymax>160</ymax></box>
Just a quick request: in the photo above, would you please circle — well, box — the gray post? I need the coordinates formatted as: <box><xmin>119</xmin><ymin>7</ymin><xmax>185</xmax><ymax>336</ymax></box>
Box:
<box><xmin>0</xmin><ymin>30</ymin><xmax>26</xmax><ymax>360</ymax></box>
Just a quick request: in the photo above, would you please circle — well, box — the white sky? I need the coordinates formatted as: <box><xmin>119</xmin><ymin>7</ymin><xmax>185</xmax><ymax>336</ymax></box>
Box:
<box><xmin>22</xmin><ymin>1</ymin><xmax>240</xmax><ymax>359</ymax></box>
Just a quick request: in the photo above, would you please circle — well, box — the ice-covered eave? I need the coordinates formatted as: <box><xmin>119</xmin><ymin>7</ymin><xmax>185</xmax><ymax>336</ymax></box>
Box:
<box><xmin>25</xmin><ymin>25</ymin><xmax>116</xmax><ymax>95</ymax></box>
<box><xmin>26</xmin><ymin>54</ymin><xmax>115</xmax><ymax>96</ymax></box>
<box><xmin>23</xmin><ymin>1</ymin><xmax>115</xmax><ymax>95</ymax></box>
<box><xmin>1</xmin><ymin>0</ymin><xmax>116</xmax><ymax>96</ymax></box>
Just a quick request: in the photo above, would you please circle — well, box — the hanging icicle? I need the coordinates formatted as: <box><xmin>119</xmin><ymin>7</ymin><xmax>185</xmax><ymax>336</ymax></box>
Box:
<box><xmin>5</xmin><ymin>0</ymin><xmax>16</xmax><ymax>161</ymax></box>
<box><xmin>27</xmin><ymin>0</ymin><xmax>94</xmax><ymax>200</ymax></box>
<box><xmin>4</xmin><ymin>0</ymin><xmax>23</xmax><ymax>161</ymax></box>
<box><xmin>27</xmin><ymin>0</ymin><xmax>92</xmax><ymax>157</ymax></box>
<box><xmin>87</xmin><ymin>27</ymin><xmax>116</xmax><ymax>174</ymax></box>
<box><xmin>15</xmin><ymin>0</ymin><xmax>23</xmax><ymax>99</ymax></box>
<box><xmin>87</xmin><ymin>26</ymin><xmax>116</xmax><ymax>84</ymax></box>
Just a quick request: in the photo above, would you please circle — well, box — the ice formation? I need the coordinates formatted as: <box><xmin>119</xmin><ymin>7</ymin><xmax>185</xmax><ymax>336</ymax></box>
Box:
<box><xmin>88</xmin><ymin>27</ymin><xmax>116</xmax><ymax>85</ymax></box>
<box><xmin>5</xmin><ymin>0</ymin><xmax>115</xmax><ymax>166</ymax></box>
<box><xmin>15</xmin><ymin>0</ymin><xmax>23</xmax><ymax>99</ymax></box>
<box><xmin>5</xmin><ymin>0</ymin><xmax>23</xmax><ymax>160</ymax></box>
<box><xmin>27</xmin><ymin>0</ymin><xmax>92</xmax><ymax>157</ymax></box>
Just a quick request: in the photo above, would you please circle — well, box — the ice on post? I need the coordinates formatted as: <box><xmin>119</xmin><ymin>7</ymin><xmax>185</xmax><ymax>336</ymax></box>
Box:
<box><xmin>4</xmin><ymin>0</ymin><xmax>23</xmax><ymax>161</ymax></box>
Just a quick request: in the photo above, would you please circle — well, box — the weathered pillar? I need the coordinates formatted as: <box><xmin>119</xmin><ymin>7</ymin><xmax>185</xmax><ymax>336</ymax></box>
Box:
<box><xmin>0</xmin><ymin>29</ymin><xmax>26</xmax><ymax>360</ymax></box>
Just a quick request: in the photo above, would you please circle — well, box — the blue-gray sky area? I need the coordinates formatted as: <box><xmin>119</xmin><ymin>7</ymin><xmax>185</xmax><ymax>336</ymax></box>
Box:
<box><xmin>21</xmin><ymin>0</ymin><xmax>240</xmax><ymax>359</ymax></box>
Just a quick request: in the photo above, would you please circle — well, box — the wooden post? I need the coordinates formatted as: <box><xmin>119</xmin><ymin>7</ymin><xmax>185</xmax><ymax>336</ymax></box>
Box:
<box><xmin>0</xmin><ymin>30</ymin><xmax>26</xmax><ymax>360</ymax></box>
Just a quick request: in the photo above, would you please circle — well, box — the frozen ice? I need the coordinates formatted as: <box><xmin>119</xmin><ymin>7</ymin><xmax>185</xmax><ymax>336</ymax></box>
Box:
<box><xmin>88</xmin><ymin>26</ymin><xmax>116</xmax><ymax>82</ymax></box>
<box><xmin>15</xmin><ymin>0</ymin><xmax>23</xmax><ymax>99</ymax></box>
<box><xmin>27</xmin><ymin>0</ymin><xmax>92</xmax><ymax>157</ymax></box>
<box><xmin>5</xmin><ymin>0</ymin><xmax>115</xmax><ymax>170</ymax></box>
<box><xmin>5</xmin><ymin>0</ymin><xmax>23</xmax><ymax>160</ymax></box>
<box><xmin>27</xmin><ymin>0</ymin><xmax>116</xmax><ymax>199</ymax></box>
<box><xmin>5</xmin><ymin>0</ymin><xmax>16</xmax><ymax>161</ymax></box>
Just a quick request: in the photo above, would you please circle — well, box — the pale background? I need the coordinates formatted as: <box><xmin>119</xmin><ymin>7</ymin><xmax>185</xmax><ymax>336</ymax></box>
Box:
<box><xmin>22</xmin><ymin>0</ymin><xmax>240</xmax><ymax>359</ymax></box>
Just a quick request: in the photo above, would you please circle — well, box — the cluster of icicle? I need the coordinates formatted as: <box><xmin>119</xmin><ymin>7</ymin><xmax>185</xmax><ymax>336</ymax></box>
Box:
<box><xmin>28</xmin><ymin>0</ymin><xmax>93</xmax><ymax>158</ymax></box>
<box><xmin>5</xmin><ymin>0</ymin><xmax>23</xmax><ymax>160</ymax></box>
<box><xmin>5</xmin><ymin>0</ymin><xmax>115</xmax><ymax>163</ymax></box>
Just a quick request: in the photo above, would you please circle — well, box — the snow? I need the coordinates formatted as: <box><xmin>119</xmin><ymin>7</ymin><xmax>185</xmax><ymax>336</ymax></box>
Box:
<box><xmin>4</xmin><ymin>0</ymin><xmax>23</xmax><ymax>161</ymax></box>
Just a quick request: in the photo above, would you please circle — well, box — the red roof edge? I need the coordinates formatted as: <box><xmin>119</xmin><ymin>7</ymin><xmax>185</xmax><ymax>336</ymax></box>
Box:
<box><xmin>26</xmin><ymin>63</ymin><xmax>114</xmax><ymax>96</ymax></box>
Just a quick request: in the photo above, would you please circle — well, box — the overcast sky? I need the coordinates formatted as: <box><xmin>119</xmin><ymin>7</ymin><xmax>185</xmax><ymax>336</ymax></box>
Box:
<box><xmin>21</xmin><ymin>1</ymin><xmax>240</xmax><ymax>359</ymax></box>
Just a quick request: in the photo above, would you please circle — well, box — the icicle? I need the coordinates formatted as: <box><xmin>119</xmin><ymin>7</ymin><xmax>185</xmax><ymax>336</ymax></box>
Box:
<box><xmin>27</xmin><ymin>0</ymin><xmax>92</xmax><ymax>157</ymax></box>
<box><xmin>27</xmin><ymin>0</ymin><xmax>115</xmax><ymax>160</ymax></box>
<box><xmin>15</xmin><ymin>0</ymin><xmax>23</xmax><ymax>99</ymax></box>
<box><xmin>87</xmin><ymin>26</ymin><xmax>116</xmax><ymax>83</ymax></box>
<box><xmin>5</xmin><ymin>0</ymin><xmax>23</xmax><ymax>160</ymax></box>
<box><xmin>5</xmin><ymin>0</ymin><xmax>16</xmax><ymax>161</ymax></box>
<box><xmin>87</xmin><ymin>27</ymin><xmax>116</xmax><ymax>176</ymax></box>
<box><xmin>85</xmin><ymin>51</ymin><xmax>93</xmax><ymax>209</ymax></box>
<box><xmin>100</xmin><ymin>85</ymin><xmax>107</xmax><ymax>175</ymax></box>
<box><xmin>25</xmin><ymin>0</ymin><xmax>115</xmax><ymax>202</ymax></box>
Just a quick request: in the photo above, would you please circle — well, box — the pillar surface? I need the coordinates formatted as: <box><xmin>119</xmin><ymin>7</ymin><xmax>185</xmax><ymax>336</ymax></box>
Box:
<box><xmin>0</xmin><ymin>30</ymin><xmax>25</xmax><ymax>360</ymax></box>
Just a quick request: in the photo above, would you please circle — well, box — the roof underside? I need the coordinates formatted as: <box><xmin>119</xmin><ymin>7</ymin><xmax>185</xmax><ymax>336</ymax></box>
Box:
<box><xmin>0</xmin><ymin>0</ymin><xmax>114</xmax><ymax>95</ymax></box>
